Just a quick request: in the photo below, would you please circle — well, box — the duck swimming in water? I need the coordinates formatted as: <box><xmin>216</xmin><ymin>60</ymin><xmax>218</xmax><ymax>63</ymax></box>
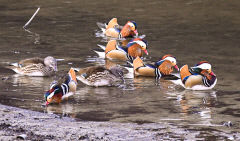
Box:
<box><xmin>179</xmin><ymin>61</ymin><xmax>217</xmax><ymax>90</ymax></box>
<box><xmin>94</xmin><ymin>38</ymin><xmax>148</xmax><ymax>62</ymax></box>
<box><xmin>8</xmin><ymin>56</ymin><xmax>57</xmax><ymax>76</ymax></box>
<box><xmin>44</xmin><ymin>68</ymin><xmax>77</xmax><ymax>106</ymax></box>
<box><xmin>133</xmin><ymin>55</ymin><xmax>179</xmax><ymax>78</ymax></box>
<box><xmin>75</xmin><ymin>66</ymin><xmax>124</xmax><ymax>87</ymax></box>
<box><xmin>97</xmin><ymin>18</ymin><xmax>138</xmax><ymax>38</ymax></box>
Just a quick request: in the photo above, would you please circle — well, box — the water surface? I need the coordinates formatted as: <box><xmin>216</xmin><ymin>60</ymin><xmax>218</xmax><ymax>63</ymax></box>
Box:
<box><xmin>0</xmin><ymin>0</ymin><xmax>240</xmax><ymax>140</ymax></box>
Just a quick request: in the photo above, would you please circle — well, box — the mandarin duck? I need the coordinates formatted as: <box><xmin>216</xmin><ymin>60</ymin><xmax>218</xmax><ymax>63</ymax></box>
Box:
<box><xmin>75</xmin><ymin>66</ymin><xmax>124</xmax><ymax>87</ymax></box>
<box><xmin>44</xmin><ymin>68</ymin><xmax>77</xmax><ymax>105</ymax></box>
<box><xmin>133</xmin><ymin>55</ymin><xmax>179</xmax><ymax>78</ymax></box>
<box><xmin>8</xmin><ymin>56</ymin><xmax>57</xmax><ymax>76</ymax></box>
<box><xmin>97</xmin><ymin>18</ymin><xmax>138</xmax><ymax>38</ymax></box>
<box><xmin>94</xmin><ymin>38</ymin><xmax>148</xmax><ymax>62</ymax></box>
<box><xmin>180</xmin><ymin>61</ymin><xmax>217</xmax><ymax>89</ymax></box>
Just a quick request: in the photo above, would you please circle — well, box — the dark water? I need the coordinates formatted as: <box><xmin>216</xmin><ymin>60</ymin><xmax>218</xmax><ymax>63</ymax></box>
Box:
<box><xmin>0</xmin><ymin>0</ymin><xmax>240</xmax><ymax>140</ymax></box>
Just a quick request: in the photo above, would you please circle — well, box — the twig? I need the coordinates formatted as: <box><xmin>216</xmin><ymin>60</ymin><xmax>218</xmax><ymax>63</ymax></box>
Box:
<box><xmin>23</xmin><ymin>7</ymin><xmax>40</xmax><ymax>29</ymax></box>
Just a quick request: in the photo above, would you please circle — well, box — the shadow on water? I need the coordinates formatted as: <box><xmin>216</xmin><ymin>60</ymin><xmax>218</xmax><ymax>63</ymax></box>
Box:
<box><xmin>0</xmin><ymin>0</ymin><xmax>240</xmax><ymax>140</ymax></box>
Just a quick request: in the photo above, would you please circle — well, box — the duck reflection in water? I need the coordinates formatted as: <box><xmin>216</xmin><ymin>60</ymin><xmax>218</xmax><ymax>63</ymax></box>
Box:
<box><xmin>45</xmin><ymin>102</ymin><xmax>77</xmax><ymax>118</ymax></box>
<box><xmin>11</xmin><ymin>74</ymin><xmax>51</xmax><ymax>89</ymax></box>
<box><xmin>175</xmin><ymin>90</ymin><xmax>217</xmax><ymax>125</ymax></box>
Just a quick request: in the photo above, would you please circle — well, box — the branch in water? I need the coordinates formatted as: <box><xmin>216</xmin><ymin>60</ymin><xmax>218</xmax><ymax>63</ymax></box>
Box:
<box><xmin>23</xmin><ymin>7</ymin><xmax>40</xmax><ymax>29</ymax></box>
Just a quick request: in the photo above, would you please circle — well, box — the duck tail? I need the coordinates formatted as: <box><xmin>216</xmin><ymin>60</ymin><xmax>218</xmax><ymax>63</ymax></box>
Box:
<box><xmin>96</xmin><ymin>22</ymin><xmax>106</xmax><ymax>33</ymax></box>
<box><xmin>123</xmin><ymin>66</ymin><xmax>134</xmax><ymax>78</ymax></box>
<box><xmin>6</xmin><ymin>64</ymin><xmax>19</xmax><ymax>73</ymax></box>
<box><xmin>97</xmin><ymin>44</ymin><xmax>106</xmax><ymax>50</ymax></box>
<box><xmin>9</xmin><ymin>62</ymin><xmax>19</xmax><ymax>67</ymax></box>
<box><xmin>93</xmin><ymin>50</ymin><xmax>105</xmax><ymax>58</ymax></box>
<box><xmin>96</xmin><ymin>22</ymin><xmax>106</xmax><ymax>29</ymax></box>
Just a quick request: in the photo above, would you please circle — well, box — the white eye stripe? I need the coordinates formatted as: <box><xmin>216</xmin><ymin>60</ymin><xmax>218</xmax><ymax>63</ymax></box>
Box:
<box><xmin>47</xmin><ymin>90</ymin><xmax>56</xmax><ymax>99</ymax></box>
<box><xmin>127</xmin><ymin>22</ymin><xmax>135</xmax><ymax>27</ymax></box>
<box><xmin>132</xmin><ymin>40</ymin><xmax>146</xmax><ymax>48</ymax></box>
<box><xmin>164</xmin><ymin>57</ymin><xmax>176</xmax><ymax>64</ymax></box>
<box><xmin>197</xmin><ymin>63</ymin><xmax>211</xmax><ymax>70</ymax></box>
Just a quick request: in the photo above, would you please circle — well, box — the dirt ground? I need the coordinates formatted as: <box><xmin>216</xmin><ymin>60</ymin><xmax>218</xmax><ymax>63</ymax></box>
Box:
<box><xmin>1</xmin><ymin>104</ymin><xmax>239</xmax><ymax>140</ymax></box>
<box><xmin>0</xmin><ymin>104</ymin><xmax>177</xmax><ymax>141</ymax></box>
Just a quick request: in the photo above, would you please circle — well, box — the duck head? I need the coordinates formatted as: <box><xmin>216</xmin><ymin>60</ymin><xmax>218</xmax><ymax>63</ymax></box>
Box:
<box><xmin>44</xmin><ymin>86</ymin><xmax>62</xmax><ymax>106</ymax></box>
<box><xmin>120</xmin><ymin>21</ymin><xmax>138</xmax><ymax>38</ymax></box>
<box><xmin>44</xmin><ymin>56</ymin><xmax>58</xmax><ymax>71</ymax></box>
<box><xmin>127</xmin><ymin>38</ymin><xmax>148</xmax><ymax>55</ymax></box>
<box><xmin>161</xmin><ymin>54</ymin><xmax>179</xmax><ymax>71</ymax></box>
<box><xmin>192</xmin><ymin>61</ymin><xmax>216</xmax><ymax>76</ymax></box>
<box><xmin>109</xmin><ymin>66</ymin><xmax>124</xmax><ymax>80</ymax></box>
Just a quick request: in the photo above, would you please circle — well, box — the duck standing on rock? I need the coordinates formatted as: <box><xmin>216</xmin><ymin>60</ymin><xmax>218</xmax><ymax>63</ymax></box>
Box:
<box><xmin>133</xmin><ymin>54</ymin><xmax>179</xmax><ymax>78</ymax></box>
<box><xmin>97</xmin><ymin>18</ymin><xmax>138</xmax><ymax>38</ymax></box>
<box><xmin>44</xmin><ymin>68</ymin><xmax>77</xmax><ymax>106</ymax></box>
<box><xmin>75</xmin><ymin>66</ymin><xmax>124</xmax><ymax>87</ymax></box>
<box><xmin>8</xmin><ymin>56</ymin><xmax>57</xmax><ymax>76</ymax></box>
<box><xmin>94</xmin><ymin>38</ymin><xmax>148</xmax><ymax>62</ymax></box>
<box><xmin>180</xmin><ymin>61</ymin><xmax>217</xmax><ymax>89</ymax></box>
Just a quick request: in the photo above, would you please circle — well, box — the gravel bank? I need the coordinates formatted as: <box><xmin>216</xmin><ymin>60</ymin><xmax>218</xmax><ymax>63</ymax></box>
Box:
<box><xmin>0</xmin><ymin>104</ymin><xmax>173</xmax><ymax>141</ymax></box>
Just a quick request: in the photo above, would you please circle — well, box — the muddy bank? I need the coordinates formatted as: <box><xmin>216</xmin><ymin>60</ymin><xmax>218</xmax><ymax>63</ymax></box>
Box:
<box><xmin>0</xmin><ymin>104</ymin><xmax>172</xmax><ymax>140</ymax></box>
<box><xmin>0</xmin><ymin>104</ymin><xmax>239</xmax><ymax>140</ymax></box>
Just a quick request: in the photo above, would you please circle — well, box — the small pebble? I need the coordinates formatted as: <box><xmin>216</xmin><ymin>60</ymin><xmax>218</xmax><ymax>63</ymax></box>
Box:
<box><xmin>16</xmin><ymin>134</ymin><xmax>27</xmax><ymax>140</ymax></box>
<box><xmin>2</xmin><ymin>77</ymin><xmax>9</xmax><ymax>81</ymax></box>
<box><xmin>223</xmin><ymin>121</ymin><xmax>233</xmax><ymax>127</ymax></box>
<box><xmin>79</xmin><ymin>134</ymin><xmax>89</xmax><ymax>140</ymax></box>
<box><xmin>3</xmin><ymin>109</ymin><xmax>10</xmax><ymax>112</ymax></box>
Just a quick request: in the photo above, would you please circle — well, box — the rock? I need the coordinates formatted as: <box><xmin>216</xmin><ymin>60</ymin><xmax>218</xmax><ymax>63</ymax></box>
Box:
<box><xmin>16</xmin><ymin>134</ymin><xmax>27</xmax><ymax>140</ymax></box>
<box><xmin>223</xmin><ymin>121</ymin><xmax>233</xmax><ymax>127</ymax></box>
<box><xmin>79</xmin><ymin>134</ymin><xmax>89</xmax><ymax>140</ymax></box>
<box><xmin>3</xmin><ymin>109</ymin><xmax>10</xmax><ymax>112</ymax></box>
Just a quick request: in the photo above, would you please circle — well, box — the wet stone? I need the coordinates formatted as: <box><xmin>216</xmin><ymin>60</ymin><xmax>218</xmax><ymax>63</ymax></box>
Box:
<box><xmin>3</xmin><ymin>109</ymin><xmax>10</xmax><ymax>112</ymax></box>
<box><xmin>16</xmin><ymin>134</ymin><xmax>27</xmax><ymax>140</ymax></box>
<box><xmin>79</xmin><ymin>134</ymin><xmax>89</xmax><ymax>140</ymax></box>
<box><xmin>223</xmin><ymin>121</ymin><xmax>233</xmax><ymax>127</ymax></box>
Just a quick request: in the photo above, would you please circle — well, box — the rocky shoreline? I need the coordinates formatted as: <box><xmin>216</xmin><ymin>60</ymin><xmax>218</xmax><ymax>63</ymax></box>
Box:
<box><xmin>0</xmin><ymin>104</ymin><xmax>175</xmax><ymax>140</ymax></box>
<box><xmin>1</xmin><ymin>104</ymin><xmax>240</xmax><ymax>140</ymax></box>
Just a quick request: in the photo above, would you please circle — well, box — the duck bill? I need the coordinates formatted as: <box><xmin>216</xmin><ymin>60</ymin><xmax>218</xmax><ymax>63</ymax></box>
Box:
<box><xmin>210</xmin><ymin>71</ymin><xmax>216</xmax><ymax>76</ymax></box>
<box><xmin>45</xmin><ymin>101</ymin><xmax>50</xmax><ymax>106</ymax></box>
<box><xmin>143</xmin><ymin>49</ymin><xmax>148</xmax><ymax>55</ymax></box>
<box><xmin>134</xmin><ymin>30</ymin><xmax>138</xmax><ymax>37</ymax></box>
<box><xmin>174</xmin><ymin>65</ymin><xmax>179</xmax><ymax>71</ymax></box>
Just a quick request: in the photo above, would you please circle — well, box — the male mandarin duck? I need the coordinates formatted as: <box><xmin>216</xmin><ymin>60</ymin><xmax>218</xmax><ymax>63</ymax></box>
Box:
<box><xmin>133</xmin><ymin>54</ymin><xmax>179</xmax><ymax>78</ymax></box>
<box><xmin>180</xmin><ymin>61</ymin><xmax>217</xmax><ymax>89</ymax></box>
<box><xmin>75</xmin><ymin>66</ymin><xmax>124</xmax><ymax>87</ymax></box>
<box><xmin>8</xmin><ymin>56</ymin><xmax>57</xmax><ymax>76</ymax></box>
<box><xmin>94</xmin><ymin>38</ymin><xmax>148</xmax><ymax>62</ymax></box>
<box><xmin>44</xmin><ymin>68</ymin><xmax>77</xmax><ymax>106</ymax></box>
<box><xmin>98</xmin><ymin>18</ymin><xmax>138</xmax><ymax>38</ymax></box>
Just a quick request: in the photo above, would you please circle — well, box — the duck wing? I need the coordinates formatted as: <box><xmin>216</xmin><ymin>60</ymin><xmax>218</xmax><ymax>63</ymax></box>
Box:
<box><xmin>19</xmin><ymin>57</ymin><xmax>44</xmax><ymax>67</ymax></box>
<box><xmin>158</xmin><ymin>60</ymin><xmax>173</xmax><ymax>75</ymax></box>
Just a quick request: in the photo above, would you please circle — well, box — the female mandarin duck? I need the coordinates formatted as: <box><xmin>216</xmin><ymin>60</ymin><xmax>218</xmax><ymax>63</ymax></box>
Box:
<box><xmin>180</xmin><ymin>61</ymin><xmax>217</xmax><ymax>89</ymax></box>
<box><xmin>133</xmin><ymin>54</ymin><xmax>179</xmax><ymax>78</ymax></box>
<box><xmin>8</xmin><ymin>56</ymin><xmax>57</xmax><ymax>76</ymax></box>
<box><xmin>98</xmin><ymin>18</ymin><xmax>138</xmax><ymax>38</ymax></box>
<box><xmin>44</xmin><ymin>68</ymin><xmax>77</xmax><ymax>106</ymax></box>
<box><xmin>75</xmin><ymin>66</ymin><xmax>124</xmax><ymax>87</ymax></box>
<box><xmin>94</xmin><ymin>38</ymin><xmax>148</xmax><ymax>62</ymax></box>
